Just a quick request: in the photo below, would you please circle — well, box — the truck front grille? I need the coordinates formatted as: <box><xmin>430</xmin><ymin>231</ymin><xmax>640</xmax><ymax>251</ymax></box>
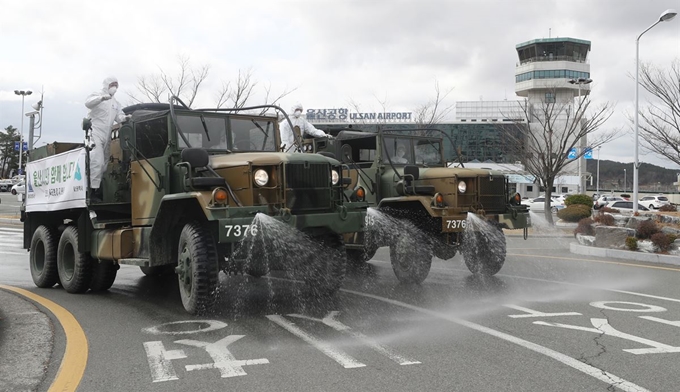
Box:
<box><xmin>285</xmin><ymin>163</ymin><xmax>332</xmax><ymax>213</ymax></box>
<box><xmin>478</xmin><ymin>176</ymin><xmax>506</xmax><ymax>213</ymax></box>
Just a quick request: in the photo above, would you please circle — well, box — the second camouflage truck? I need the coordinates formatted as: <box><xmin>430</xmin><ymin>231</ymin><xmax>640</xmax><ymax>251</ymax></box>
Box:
<box><xmin>21</xmin><ymin>100</ymin><xmax>367</xmax><ymax>314</ymax></box>
<box><xmin>307</xmin><ymin>128</ymin><xmax>531</xmax><ymax>284</ymax></box>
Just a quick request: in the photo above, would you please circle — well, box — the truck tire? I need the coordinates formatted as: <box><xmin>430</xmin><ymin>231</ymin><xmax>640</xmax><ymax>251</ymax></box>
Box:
<box><xmin>297</xmin><ymin>234</ymin><xmax>346</xmax><ymax>296</ymax></box>
<box><xmin>389</xmin><ymin>235</ymin><xmax>433</xmax><ymax>284</ymax></box>
<box><xmin>177</xmin><ymin>222</ymin><xmax>220</xmax><ymax>315</ymax></box>
<box><xmin>57</xmin><ymin>226</ymin><xmax>93</xmax><ymax>293</ymax></box>
<box><xmin>460</xmin><ymin>223</ymin><xmax>506</xmax><ymax>276</ymax></box>
<box><xmin>90</xmin><ymin>260</ymin><xmax>119</xmax><ymax>291</ymax></box>
<box><xmin>30</xmin><ymin>225</ymin><xmax>59</xmax><ymax>288</ymax></box>
<box><xmin>140</xmin><ymin>265</ymin><xmax>175</xmax><ymax>277</ymax></box>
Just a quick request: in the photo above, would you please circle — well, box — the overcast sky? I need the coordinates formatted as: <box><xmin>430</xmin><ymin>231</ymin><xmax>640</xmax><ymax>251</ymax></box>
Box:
<box><xmin>1</xmin><ymin>0</ymin><xmax>679</xmax><ymax>170</ymax></box>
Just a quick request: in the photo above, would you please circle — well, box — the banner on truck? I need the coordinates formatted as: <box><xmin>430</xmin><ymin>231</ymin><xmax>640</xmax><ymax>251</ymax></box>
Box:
<box><xmin>25</xmin><ymin>148</ymin><xmax>87</xmax><ymax>212</ymax></box>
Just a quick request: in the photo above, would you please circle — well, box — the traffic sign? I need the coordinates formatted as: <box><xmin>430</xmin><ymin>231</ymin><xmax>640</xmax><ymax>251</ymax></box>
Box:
<box><xmin>567</xmin><ymin>148</ymin><xmax>577</xmax><ymax>159</ymax></box>
<box><xmin>14</xmin><ymin>141</ymin><xmax>28</xmax><ymax>151</ymax></box>
<box><xmin>584</xmin><ymin>148</ymin><xmax>593</xmax><ymax>159</ymax></box>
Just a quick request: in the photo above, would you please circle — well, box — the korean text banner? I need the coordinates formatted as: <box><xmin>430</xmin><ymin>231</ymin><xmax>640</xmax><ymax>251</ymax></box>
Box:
<box><xmin>25</xmin><ymin>148</ymin><xmax>87</xmax><ymax>212</ymax></box>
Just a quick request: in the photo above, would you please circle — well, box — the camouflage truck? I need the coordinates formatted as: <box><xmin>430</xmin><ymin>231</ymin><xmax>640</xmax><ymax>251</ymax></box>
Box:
<box><xmin>21</xmin><ymin>99</ymin><xmax>367</xmax><ymax>314</ymax></box>
<box><xmin>308</xmin><ymin>129</ymin><xmax>530</xmax><ymax>283</ymax></box>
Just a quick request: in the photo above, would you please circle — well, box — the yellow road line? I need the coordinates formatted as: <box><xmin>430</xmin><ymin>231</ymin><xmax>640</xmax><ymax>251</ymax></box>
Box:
<box><xmin>0</xmin><ymin>285</ymin><xmax>87</xmax><ymax>392</ymax></box>
<box><xmin>507</xmin><ymin>253</ymin><xmax>680</xmax><ymax>272</ymax></box>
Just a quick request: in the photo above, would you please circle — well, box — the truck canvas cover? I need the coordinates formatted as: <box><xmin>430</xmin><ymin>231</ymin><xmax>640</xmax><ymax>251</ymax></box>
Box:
<box><xmin>25</xmin><ymin>147</ymin><xmax>88</xmax><ymax>212</ymax></box>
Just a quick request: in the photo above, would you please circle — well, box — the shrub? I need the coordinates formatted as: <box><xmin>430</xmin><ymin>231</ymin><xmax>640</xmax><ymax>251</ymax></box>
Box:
<box><xmin>625</xmin><ymin>236</ymin><xmax>638</xmax><ymax>251</ymax></box>
<box><xmin>565</xmin><ymin>194</ymin><xmax>594</xmax><ymax>208</ymax></box>
<box><xmin>557</xmin><ymin>204</ymin><xmax>593</xmax><ymax>222</ymax></box>
<box><xmin>599</xmin><ymin>206</ymin><xmax>620</xmax><ymax>214</ymax></box>
<box><xmin>650</xmin><ymin>232</ymin><xmax>672</xmax><ymax>252</ymax></box>
<box><xmin>636</xmin><ymin>220</ymin><xmax>660</xmax><ymax>240</ymax></box>
<box><xmin>659</xmin><ymin>204</ymin><xmax>678</xmax><ymax>212</ymax></box>
<box><xmin>574</xmin><ymin>217</ymin><xmax>595</xmax><ymax>237</ymax></box>
<box><xmin>594</xmin><ymin>212</ymin><xmax>616</xmax><ymax>226</ymax></box>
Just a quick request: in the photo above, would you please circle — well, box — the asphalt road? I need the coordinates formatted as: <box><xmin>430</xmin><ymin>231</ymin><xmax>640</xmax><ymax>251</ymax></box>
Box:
<box><xmin>0</xmin><ymin>192</ymin><xmax>22</xmax><ymax>217</ymax></box>
<box><xmin>2</xmin><ymin>223</ymin><xmax>680</xmax><ymax>392</ymax></box>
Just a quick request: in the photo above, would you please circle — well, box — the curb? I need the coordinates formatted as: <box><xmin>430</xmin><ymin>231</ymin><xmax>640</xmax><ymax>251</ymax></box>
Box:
<box><xmin>0</xmin><ymin>218</ymin><xmax>21</xmax><ymax>226</ymax></box>
<box><xmin>570</xmin><ymin>242</ymin><xmax>680</xmax><ymax>266</ymax></box>
<box><xmin>0</xmin><ymin>288</ymin><xmax>53</xmax><ymax>392</ymax></box>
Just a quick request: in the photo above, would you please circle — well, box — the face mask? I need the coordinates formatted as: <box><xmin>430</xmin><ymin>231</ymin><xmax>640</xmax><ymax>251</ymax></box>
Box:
<box><xmin>397</xmin><ymin>150</ymin><xmax>405</xmax><ymax>158</ymax></box>
<box><xmin>108</xmin><ymin>86</ymin><xmax>117</xmax><ymax>96</ymax></box>
<box><xmin>293</xmin><ymin>110</ymin><xmax>302</xmax><ymax>118</ymax></box>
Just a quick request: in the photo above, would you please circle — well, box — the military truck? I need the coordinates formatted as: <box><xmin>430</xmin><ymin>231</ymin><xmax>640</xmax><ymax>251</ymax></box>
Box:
<box><xmin>308</xmin><ymin>129</ymin><xmax>530</xmax><ymax>283</ymax></box>
<box><xmin>21</xmin><ymin>99</ymin><xmax>367</xmax><ymax>314</ymax></box>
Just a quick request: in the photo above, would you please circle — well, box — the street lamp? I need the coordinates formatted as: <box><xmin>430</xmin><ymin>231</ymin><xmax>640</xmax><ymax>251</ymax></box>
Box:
<box><xmin>634</xmin><ymin>8</ymin><xmax>677</xmax><ymax>213</ymax></box>
<box><xmin>568</xmin><ymin>77</ymin><xmax>593</xmax><ymax>194</ymax></box>
<box><xmin>13</xmin><ymin>90</ymin><xmax>32</xmax><ymax>177</ymax></box>
<box><xmin>624</xmin><ymin>168</ymin><xmax>627</xmax><ymax>193</ymax></box>
<box><xmin>596</xmin><ymin>146</ymin><xmax>601</xmax><ymax>195</ymax></box>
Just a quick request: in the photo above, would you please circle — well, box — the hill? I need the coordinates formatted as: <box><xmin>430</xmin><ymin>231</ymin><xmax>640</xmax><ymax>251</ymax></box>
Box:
<box><xmin>585</xmin><ymin>160</ymin><xmax>679</xmax><ymax>193</ymax></box>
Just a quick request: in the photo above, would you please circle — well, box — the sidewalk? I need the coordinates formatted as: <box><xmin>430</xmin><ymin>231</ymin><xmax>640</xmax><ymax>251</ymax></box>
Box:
<box><xmin>0</xmin><ymin>287</ymin><xmax>53</xmax><ymax>392</ymax></box>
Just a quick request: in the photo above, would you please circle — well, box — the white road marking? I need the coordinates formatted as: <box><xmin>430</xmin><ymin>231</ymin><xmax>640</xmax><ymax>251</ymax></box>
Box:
<box><xmin>288</xmin><ymin>311</ymin><xmax>421</xmax><ymax>366</ymax></box>
<box><xmin>534</xmin><ymin>318</ymin><xmax>680</xmax><ymax>355</ymax></box>
<box><xmin>176</xmin><ymin>335</ymin><xmax>269</xmax><ymax>378</ymax></box>
<box><xmin>143</xmin><ymin>341</ymin><xmax>187</xmax><ymax>382</ymax></box>
<box><xmin>266</xmin><ymin>315</ymin><xmax>366</xmax><ymax>369</ymax></box>
<box><xmin>639</xmin><ymin>316</ymin><xmax>680</xmax><ymax>328</ymax></box>
<box><xmin>142</xmin><ymin>320</ymin><xmax>229</xmax><ymax>335</ymax></box>
<box><xmin>341</xmin><ymin>288</ymin><xmax>650</xmax><ymax>392</ymax></box>
<box><xmin>0</xmin><ymin>227</ymin><xmax>23</xmax><ymax>232</ymax></box>
<box><xmin>589</xmin><ymin>301</ymin><xmax>667</xmax><ymax>313</ymax></box>
<box><xmin>0</xmin><ymin>228</ymin><xmax>25</xmax><ymax>255</ymax></box>
<box><xmin>504</xmin><ymin>305</ymin><xmax>582</xmax><ymax>318</ymax></box>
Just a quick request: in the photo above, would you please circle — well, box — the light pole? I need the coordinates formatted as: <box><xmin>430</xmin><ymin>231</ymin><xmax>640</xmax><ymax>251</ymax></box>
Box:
<box><xmin>568</xmin><ymin>77</ymin><xmax>593</xmax><ymax>194</ymax></box>
<box><xmin>634</xmin><ymin>9</ymin><xmax>677</xmax><ymax>213</ymax></box>
<box><xmin>14</xmin><ymin>90</ymin><xmax>32</xmax><ymax>177</ymax></box>
<box><xmin>624</xmin><ymin>168</ymin><xmax>627</xmax><ymax>194</ymax></box>
<box><xmin>596</xmin><ymin>146</ymin><xmax>601</xmax><ymax>195</ymax></box>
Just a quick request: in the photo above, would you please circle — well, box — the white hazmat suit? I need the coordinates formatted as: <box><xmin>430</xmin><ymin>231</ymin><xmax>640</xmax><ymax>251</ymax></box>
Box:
<box><xmin>84</xmin><ymin>76</ymin><xmax>128</xmax><ymax>189</ymax></box>
<box><xmin>279</xmin><ymin>103</ymin><xmax>328</xmax><ymax>152</ymax></box>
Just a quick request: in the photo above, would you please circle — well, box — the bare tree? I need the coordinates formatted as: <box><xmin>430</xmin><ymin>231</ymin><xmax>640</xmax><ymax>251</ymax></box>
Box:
<box><xmin>635</xmin><ymin>59</ymin><xmax>680</xmax><ymax>166</ymax></box>
<box><xmin>130</xmin><ymin>54</ymin><xmax>210</xmax><ymax>107</ymax></box>
<box><xmin>215</xmin><ymin>68</ymin><xmax>296</xmax><ymax>114</ymax></box>
<box><xmin>504</xmin><ymin>86</ymin><xmax>617</xmax><ymax>224</ymax></box>
<box><xmin>413</xmin><ymin>80</ymin><xmax>455</xmax><ymax>132</ymax></box>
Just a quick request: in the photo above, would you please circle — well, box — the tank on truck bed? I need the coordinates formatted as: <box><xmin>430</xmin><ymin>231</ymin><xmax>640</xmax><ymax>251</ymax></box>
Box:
<box><xmin>21</xmin><ymin>98</ymin><xmax>367</xmax><ymax>314</ymax></box>
<box><xmin>307</xmin><ymin>127</ymin><xmax>531</xmax><ymax>283</ymax></box>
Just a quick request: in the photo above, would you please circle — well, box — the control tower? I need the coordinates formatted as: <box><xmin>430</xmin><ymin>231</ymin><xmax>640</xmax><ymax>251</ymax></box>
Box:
<box><xmin>514</xmin><ymin>37</ymin><xmax>592</xmax><ymax>193</ymax></box>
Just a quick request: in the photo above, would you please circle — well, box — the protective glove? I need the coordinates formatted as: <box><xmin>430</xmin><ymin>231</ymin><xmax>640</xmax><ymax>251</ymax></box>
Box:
<box><xmin>101</xmin><ymin>94</ymin><xmax>112</xmax><ymax>101</ymax></box>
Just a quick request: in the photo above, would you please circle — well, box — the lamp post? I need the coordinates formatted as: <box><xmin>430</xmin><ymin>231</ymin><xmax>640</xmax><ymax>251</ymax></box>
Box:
<box><xmin>624</xmin><ymin>168</ymin><xmax>627</xmax><ymax>194</ymax></box>
<box><xmin>596</xmin><ymin>146</ymin><xmax>601</xmax><ymax>195</ymax></box>
<box><xmin>634</xmin><ymin>8</ymin><xmax>677</xmax><ymax>213</ymax></box>
<box><xmin>568</xmin><ymin>77</ymin><xmax>593</xmax><ymax>194</ymax></box>
<box><xmin>13</xmin><ymin>90</ymin><xmax>32</xmax><ymax>177</ymax></box>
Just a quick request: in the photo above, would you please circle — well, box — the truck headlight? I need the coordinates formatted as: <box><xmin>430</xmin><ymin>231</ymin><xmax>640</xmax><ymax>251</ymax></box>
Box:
<box><xmin>458</xmin><ymin>180</ymin><xmax>467</xmax><ymax>194</ymax></box>
<box><xmin>254</xmin><ymin>169</ymin><xmax>269</xmax><ymax>187</ymax></box>
<box><xmin>331</xmin><ymin>170</ymin><xmax>339</xmax><ymax>185</ymax></box>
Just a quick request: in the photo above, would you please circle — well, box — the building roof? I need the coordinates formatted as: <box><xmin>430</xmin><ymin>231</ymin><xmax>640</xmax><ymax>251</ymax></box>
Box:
<box><xmin>516</xmin><ymin>37</ymin><xmax>591</xmax><ymax>49</ymax></box>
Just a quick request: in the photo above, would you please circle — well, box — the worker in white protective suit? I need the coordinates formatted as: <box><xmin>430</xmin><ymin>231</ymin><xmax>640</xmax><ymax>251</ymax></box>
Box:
<box><xmin>84</xmin><ymin>76</ymin><xmax>130</xmax><ymax>196</ymax></box>
<box><xmin>279</xmin><ymin>103</ymin><xmax>329</xmax><ymax>152</ymax></box>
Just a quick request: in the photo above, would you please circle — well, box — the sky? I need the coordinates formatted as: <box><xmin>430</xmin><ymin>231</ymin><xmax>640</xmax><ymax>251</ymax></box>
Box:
<box><xmin>1</xmin><ymin>0</ymin><xmax>679</xmax><ymax>170</ymax></box>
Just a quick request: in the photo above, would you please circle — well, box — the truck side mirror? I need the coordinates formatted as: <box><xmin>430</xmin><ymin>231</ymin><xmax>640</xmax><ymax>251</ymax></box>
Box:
<box><xmin>341</xmin><ymin>144</ymin><xmax>353</xmax><ymax>163</ymax></box>
<box><xmin>119</xmin><ymin>125</ymin><xmax>133</xmax><ymax>151</ymax></box>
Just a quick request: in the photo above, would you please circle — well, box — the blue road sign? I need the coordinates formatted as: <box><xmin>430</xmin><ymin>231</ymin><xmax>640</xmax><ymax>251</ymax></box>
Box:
<box><xmin>567</xmin><ymin>148</ymin><xmax>577</xmax><ymax>159</ymax></box>
<box><xmin>584</xmin><ymin>147</ymin><xmax>593</xmax><ymax>159</ymax></box>
<box><xmin>14</xmin><ymin>141</ymin><xmax>28</xmax><ymax>151</ymax></box>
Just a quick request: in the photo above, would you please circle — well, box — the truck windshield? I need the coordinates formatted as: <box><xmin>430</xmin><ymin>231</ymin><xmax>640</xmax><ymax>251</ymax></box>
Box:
<box><xmin>230</xmin><ymin>118</ymin><xmax>278</xmax><ymax>152</ymax></box>
<box><xmin>175</xmin><ymin>115</ymin><xmax>278</xmax><ymax>152</ymax></box>
<box><xmin>176</xmin><ymin>115</ymin><xmax>228</xmax><ymax>150</ymax></box>
<box><xmin>415</xmin><ymin>139</ymin><xmax>443</xmax><ymax>165</ymax></box>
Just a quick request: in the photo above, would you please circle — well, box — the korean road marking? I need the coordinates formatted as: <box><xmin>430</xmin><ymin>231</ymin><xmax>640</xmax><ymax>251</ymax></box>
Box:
<box><xmin>288</xmin><ymin>311</ymin><xmax>420</xmax><ymax>366</ymax></box>
<box><xmin>639</xmin><ymin>316</ymin><xmax>680</xmax><ymax>328</ymax></box>
<box><xmin>589</xmin><ymin>301</ymin><xmax>666</xmax><ymax>313</ymax></box>
<box><xmin>142</xmin><ymin>320</ymin><xmax>228</xmax><ymax>335</ymax></box>
<box><xmin>266</xmin><ymin>315</ymin><xmax>366</xmax><ymax>369</ymax></box>
<box><xmin>176</xmin><ymin>335</ymin><xmax>269</xmax><ymax>378</ymax></box>
<box><xmin>143</xmin><ymin>341</ymin><xmax>187</xmax><ymax>382</ymax></box>
<box><xmin>503</xmin><ymin>305</ymin><xmax>582</xmax><ymax>318</ymax></box>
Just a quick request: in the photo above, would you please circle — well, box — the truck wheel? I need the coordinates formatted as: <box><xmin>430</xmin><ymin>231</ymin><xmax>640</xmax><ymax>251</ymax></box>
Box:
<box><xmin>389</xmin><ymin>236</ymin><xmax>433</xmax><ymax>284</ymax></box>
<box><xmin>90</xmin><ymin>260</ymin><xmax>119</xmax><ymax>291</ymax></box>
<box><xmin>433</xmin><ymin>240</ymin><xmax>457</xmax><ymax>261</ymax></box>
<box><xmin>140</xmin><ymin>265</ymin><xmax>175</xmax><ymax>277</ymax></box>
<box><xmin>30</xmin><ymin>225</ymin><xmax>59</xmax><ymax>288</ymax></box>
<box><xmin>460</xmin><ymin>223</ymin><xmax>506</xmax><ymax>276</ymax></box>
<box><xmin>299</xmin><ymin>234</ymin><xmax>346</xmax><ymax>295</ymax></box>
<box><xmin>57</xmin><ymin>226</ymin><xmax>93</xmax><ymax>293</ymax></box>
<box><xmin>176</xmin><ymin>222</ymin><xmax>220</xmax><ymax>315</ymax></box>
<box><xmin>346</xmin><ymin>249</ymin><xmax>370</xmax><ymax>266</ymax></box>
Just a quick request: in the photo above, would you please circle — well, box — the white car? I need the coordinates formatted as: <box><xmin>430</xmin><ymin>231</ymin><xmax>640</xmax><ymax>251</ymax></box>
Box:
<box><xmin>521</xmin><ymin>196</ymin><xmax>564</xmax><ymax>213</ymax></box>
<box><xmin>607</xmin><ymin>201</ymin><xmax>650</xmax><ymax>213</ymax></box>
<box><xmin>11</xmin><ymin>181</ymin><xmax>25</xmax><ymax>195</ymax></box>
<box><xmin>594</xmin><ymin>195</ymin><xmax>624</xmax><ymax>208</ymax></box>
<box><xmin>639</xmin><ymin>195</ymin><xmax>670</xmax><ymax>210</ymax></box>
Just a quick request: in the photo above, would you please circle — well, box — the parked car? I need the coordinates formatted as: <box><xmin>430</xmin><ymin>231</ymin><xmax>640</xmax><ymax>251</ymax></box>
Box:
<box><xmin>594</xmin><ymin>195</ymin><xmax>624</xmax><ymax>209</ymax></box>
<box><xmin>639</xmin><ymin>195</ymin><xmax>670</xmax><ymax>210</ymax></box>
<box><xmin>608</xmin><ymin>201</ymin><xmax>650</xmax><ymax>213</ymax></box>
<box><xmin>521</xmin><ymin>196</ymin><xmax>564</xmax><ymax>213</ymax></box>
<box><xmin>11</xmin><ymin>181</ymin><xmax>25</xmax><ymax>195</ymax></box>
<box><xmin>0</xmin><ymin>179</ymin><xmax>13</xmax><ymax>192</ymax></box>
